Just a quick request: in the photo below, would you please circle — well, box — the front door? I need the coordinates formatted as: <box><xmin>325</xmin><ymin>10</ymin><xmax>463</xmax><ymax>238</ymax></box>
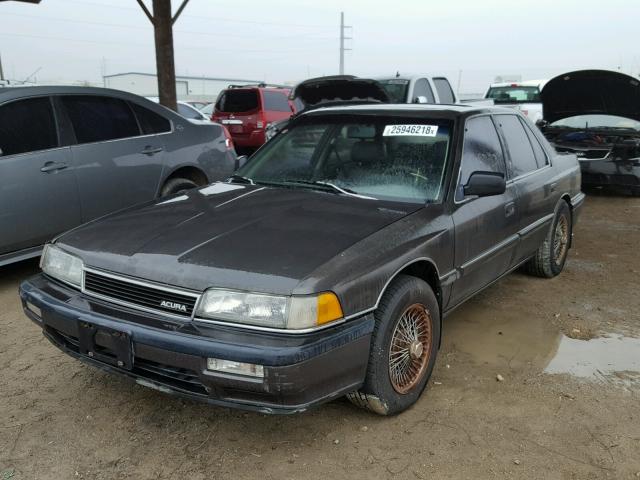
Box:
<box><xmin>0</xmin><ymin>96</ymin><xmax>81</xmax><ymax>254</ymax></box>
<box><xmin>450</xmin><ymin>115</ymin><xmax>519</xmax><ymax>305</ymax></box>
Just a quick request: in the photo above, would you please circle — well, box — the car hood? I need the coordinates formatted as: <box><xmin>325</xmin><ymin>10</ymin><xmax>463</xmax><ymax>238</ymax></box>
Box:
<box><xmin>57</xmin><ymin>183</ymin><xmax>421</xmax><ymax>295</ymax></box>
<box><xmin>542</xmin><ymin>70</ymin><xmax>640</xmax><ymax>124</ymax></box>
<box><xmin>290</xmin><ymin>75</ymin><xmax>390</xmax><ymax>109</ymax></box>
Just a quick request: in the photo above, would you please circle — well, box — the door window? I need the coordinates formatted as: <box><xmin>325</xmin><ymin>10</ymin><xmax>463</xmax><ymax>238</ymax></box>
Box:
<box><xmin>413</xmin><ymin>78</ymin><xmax>435</xmax><ymax>103</ymax></box>
<box><xmin>0</xmin><ymin>97</ymin><xmax>58</xmax><ymax>156</ymax></box>
<box><xmin>130</xmin><ymin>103</ymin><xmax>171</xmax><ymax>134</ymax></box>
<box><xmin>496</xmin><ymin>114</ymin><xmax>538</xmax><ymax>177</ymax></box>
<box><xmin>520</xmin><ymin>118</ymin><xmax>548</xmax><ymax>168</ymax></box>
<box><xmin>433</xmin><ymin>78</ymin><xmax>455</xmax><ymax>103</ymax></box>
<box><xmin>263</xmin><ymin>91</ymin><xmax>292</xmax><ymax>112</ymax></box>
<box><xmin>457</xmin><ymin>116</ymin><xmax>506</xmax><ymax>201</ymax></box>
<box><xmin>61</xmin><ymin>95</ymin><xmax>140</xmax><ymax>144</ymax></box>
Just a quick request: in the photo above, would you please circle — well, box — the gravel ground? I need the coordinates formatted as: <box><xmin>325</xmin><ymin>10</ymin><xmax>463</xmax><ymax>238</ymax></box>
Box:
<box><xmin>1</xmin><ymin>194</ymin><xmax>639</xmax><ymax>479</ymax></box>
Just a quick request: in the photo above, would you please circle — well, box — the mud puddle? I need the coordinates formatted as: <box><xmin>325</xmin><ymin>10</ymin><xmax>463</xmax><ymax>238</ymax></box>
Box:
<box><xmin>444</xmin><ymin>292</ymin><xmax>640</xmax><ymax>387</ymax></box>
<box><xmin>545</xmin><ymin>334</ymin><xmax>640</xmax><ymax>388</ymax></box>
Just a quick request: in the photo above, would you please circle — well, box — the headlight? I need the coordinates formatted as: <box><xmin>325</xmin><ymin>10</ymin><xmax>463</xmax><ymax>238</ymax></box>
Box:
<box><xmin>40</xmin><ymin>244</ymin><xmax>84</xmax><ymax>288</ymax></box>
<box><xmin>195</xmin><ymin>289</ymin><xmax>343</xmax><ymax>330</ymax></box>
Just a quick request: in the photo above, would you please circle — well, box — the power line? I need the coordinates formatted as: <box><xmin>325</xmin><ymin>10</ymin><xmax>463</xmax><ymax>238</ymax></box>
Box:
<box><xmin>0</xmin><ymin>12</ymin><xmax>335</xmax><ymax>41</ymax></box>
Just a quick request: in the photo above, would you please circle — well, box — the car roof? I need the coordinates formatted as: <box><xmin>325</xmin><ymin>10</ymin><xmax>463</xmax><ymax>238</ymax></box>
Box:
<box><xmin>299</xmin><ymin>102</ymin><xmax>518</xmax><ymax>119</ymax></box>
<box><xmin>489</xmin><ymin>79</ymin><xmax>548</xmax><ymax>88</ymax></box>
<box><xmin>373</xmin><ymin>74</ymin><xmax>449</xmax><ymax>81</ymax></box>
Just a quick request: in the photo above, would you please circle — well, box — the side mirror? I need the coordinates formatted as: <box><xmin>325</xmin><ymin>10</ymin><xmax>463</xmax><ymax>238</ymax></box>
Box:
<box><xmin>536</xmin><ymin>119</ymin><xmax>548</xmax><ymax>130</ymax></box>
<box><xmin>235</xmin><ymin>155</ymin><xmax>248</xmax><ymax>171</ymax></box>
<box><xmin>463</xmin><ymin>171</ymin><xmax>506</xmax><ymax>197</ymax></box>
<box><xmin>414</xmin><ymin>96</ymin><xmax>428</xmax><ymax>104</ymax></box>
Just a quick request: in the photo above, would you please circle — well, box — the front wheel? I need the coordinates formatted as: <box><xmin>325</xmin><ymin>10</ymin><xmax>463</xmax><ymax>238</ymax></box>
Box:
<box><xmin>525</xmin><ymin>201</ymin><xmax>572</xmax><ymax>278</ymax></box>
<box><xmin>347</xmin><ymin>275</ymin><xmax>440</xmax><ymax>415</ymax></box>
<box><xmin>160</xmin><ymin>177</ymin><xmax>198</xmax><ymax>197</ymax></box>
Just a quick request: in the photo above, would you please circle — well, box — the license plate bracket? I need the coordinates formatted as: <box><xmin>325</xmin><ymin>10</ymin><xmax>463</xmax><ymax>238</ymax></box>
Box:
<box><xmin>77</xmin><ymin>322</ymin><xmax>133</xmax><ymax>370</ymax></box>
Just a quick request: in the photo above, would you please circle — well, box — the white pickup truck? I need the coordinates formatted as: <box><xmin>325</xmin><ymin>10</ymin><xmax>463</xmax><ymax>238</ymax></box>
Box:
<box><xmin>484</xmin><ymin>79</ymin><xmax>547</xmax><ymax>123</ymax></box>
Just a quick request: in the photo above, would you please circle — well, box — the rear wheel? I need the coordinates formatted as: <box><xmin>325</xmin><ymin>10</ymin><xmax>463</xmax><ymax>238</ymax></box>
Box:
<box><xmin>160</xmin><ymin>177</ymin><xmax>198</xmax><ymax>197</ymax></box>
<box><xmin>525</xmin><ymin>201</ymin><xmax>572</xmax><ymax>278</ymax></box>
<box><xmin>347</xmin><ymin>275</ymin><xmax>440</xmax><ymax>415</ymax></box>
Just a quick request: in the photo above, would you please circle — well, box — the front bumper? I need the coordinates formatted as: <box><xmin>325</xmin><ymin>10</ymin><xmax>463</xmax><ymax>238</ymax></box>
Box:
<box><xmin>20</xmin><ymin>274</ymin><xmax>374</xmax><ymax>414</ymax></box>
<box><xmin>579</xmin><ymin>159</ymin><xmax>640</xmax><ymax>189</ymax></box>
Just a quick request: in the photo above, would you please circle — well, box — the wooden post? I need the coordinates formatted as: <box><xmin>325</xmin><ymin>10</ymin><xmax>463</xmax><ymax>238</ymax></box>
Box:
<box><xmin>152</xmin><ymin>0</ymin><xmax>177</xmax><ymax>111</ymax></box>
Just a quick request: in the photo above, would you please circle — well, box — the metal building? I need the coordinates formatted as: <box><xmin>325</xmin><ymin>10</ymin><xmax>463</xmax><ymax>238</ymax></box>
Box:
<box><xmin>103</xmin><ymin>72</ymin><xmax>260</xmax><ymax>102</ymax></box>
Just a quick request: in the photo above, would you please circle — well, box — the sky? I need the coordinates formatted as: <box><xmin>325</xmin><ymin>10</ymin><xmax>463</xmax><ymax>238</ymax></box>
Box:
<box><xmin>0</xmin><ymin>0</ymin><xmax>638</xmax><ymax>95</ymax></box>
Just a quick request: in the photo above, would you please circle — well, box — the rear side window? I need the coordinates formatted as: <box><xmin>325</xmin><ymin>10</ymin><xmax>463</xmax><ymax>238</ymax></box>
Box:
<box><xmin>215</xmin><ymin>89</ymin><xmax>259</xmax><ymax>113</ymax></box>
<box><xmin>496</xmin><ymin>114</ymin><xmax>538</xmax><ymax>177</ymax></box>
<box><xmin>263</xmin><ymin>91</ymin><xmax>292</xmax><ymax>112</ymax></box>
<box><xmin>130</xmin><ymin>103</ymin><xmax>171</xmax><ymax>134</ymax></box>
<box><xmin>458</xmin><ymin>116</ymin><xmax>505</xmax><ymax>200</ymax></box>
<box><xmin>413</xmin><ymin>78</ymin><xmax>435</xmax><ymax>103</ymax></box>
<box><xmin>177</xmin><ymin>103</ymin><xmax>201</xmax><ymax>119</ymax></box>
<box><xmin>520</xmin><ymin>118</ymin><xmax>548</xmax><ymax>168</ymax></box>
<box><xmin>62</xmin><ymin>95</ymin><xmax>140</xmax><ymax>144</ymax></box>
<box><xmin>0</xmin><ymin>97</ymin><xmax>58</xmax><ymax>156</ymax></box>
<box><xmin>433</xmin><ymin>78</ymin><xmax>455</xmax><ymax>103</ymax></box>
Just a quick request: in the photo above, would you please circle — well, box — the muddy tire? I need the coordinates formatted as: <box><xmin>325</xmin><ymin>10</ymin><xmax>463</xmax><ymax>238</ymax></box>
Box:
<box><xmin>525</xmin><ymin>201</ymin><xmax>572</xmax><ymax>278</ymax></box>
<box><xmin>160</xmin><ymin>177</ymin><xmax>198</xmax><ymax>197</ymax></box>
<box><xmin>347</xmin><ymin>275</ymin><xmax>440</xmax><ymax>415</ymax></box>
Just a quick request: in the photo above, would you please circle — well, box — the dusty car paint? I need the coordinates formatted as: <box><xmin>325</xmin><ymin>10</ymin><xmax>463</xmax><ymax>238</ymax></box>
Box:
<box><xmin>20</xmin><ymin>103</ymin><xmax>584</xmax><ymax>413</ymax></box>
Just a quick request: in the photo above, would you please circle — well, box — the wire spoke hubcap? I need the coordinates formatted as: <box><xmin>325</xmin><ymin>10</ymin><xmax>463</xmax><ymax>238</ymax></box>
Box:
<box><xmin>553</xmin><ymin>215</ymin><xmax>569</xmax><ymax>266</ymax></box>
<box><xmin>388</xmin><ymin>303</ymin><xmax>433</xmax><ymax>394</ymax></box>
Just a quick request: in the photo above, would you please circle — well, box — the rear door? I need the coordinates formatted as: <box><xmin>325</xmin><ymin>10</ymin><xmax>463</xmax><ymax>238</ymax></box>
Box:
<box><xmin>450</xmin><ymin>115</ymin><xmax>519</xmax><ymax>305</ymax></box>
<box><xmin>59</xmin><ymin>95</ymin><xmax>166</xmax><ymax>222</ymax></box>
<box><xmin>0</xmin><ymin>96</ymin><xmax>81</xmax><ymax>254</ymax></box>
<box><xmin>494</xmin><ymin>114</ymin><xmax>555</xmax><ymax>264</ymax></box>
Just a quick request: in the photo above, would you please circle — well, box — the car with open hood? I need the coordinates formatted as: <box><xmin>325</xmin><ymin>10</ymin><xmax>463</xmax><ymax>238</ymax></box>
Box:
<box><xmin>539</xmin><ymin>69</ymin><xmax>640</xmax><ymax>194</ymax></box>
<box><xmin>20</xmin><ymin>103</ymin><xmax>584</xmax><ymax>415</ymax></box>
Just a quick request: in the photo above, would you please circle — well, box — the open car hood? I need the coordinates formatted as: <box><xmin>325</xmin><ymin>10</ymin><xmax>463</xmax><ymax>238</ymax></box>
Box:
<box><xmin>542</xmin><ymin>70</ymin><xmax>640</xmax><ymax>124</ymax></box>
<box><xmin>290</xmin><ymin>75</ymin><xmax>390</xmax><ymax>109</ymax></box>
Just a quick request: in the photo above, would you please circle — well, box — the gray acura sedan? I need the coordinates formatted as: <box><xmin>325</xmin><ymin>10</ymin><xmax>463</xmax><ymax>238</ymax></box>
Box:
<box><xmin>0</xmin><ymin>86</ymin><xmax>237</xmax><ymax>266</ymax></box>
<box><xmin>20</xmin><ymin>104</ymin><xmax>584</xmax><ymax>415</ymax></box>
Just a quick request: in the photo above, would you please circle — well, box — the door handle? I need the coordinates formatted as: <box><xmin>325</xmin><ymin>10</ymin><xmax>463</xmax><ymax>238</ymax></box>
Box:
<box><xmin>504</xmin><ymin>202</ymin><xmax>516</xmax><ymax>218</ymax></box>
<box><xmin>141</xmin><ymin>146</ymin><xmax>163</xmax><ymax>155</ymax></box>
<box><xmin>40</xmin><ymin>161</ymin><xmax>68</xmax><ymax>173</ymax></box>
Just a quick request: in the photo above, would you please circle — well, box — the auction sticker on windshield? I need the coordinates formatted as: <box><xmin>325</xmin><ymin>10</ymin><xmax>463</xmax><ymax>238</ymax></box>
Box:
<box><xmin>383</xmin><ymin>125</ymin><xmax>439</xmax><ymax>136</ymax></box>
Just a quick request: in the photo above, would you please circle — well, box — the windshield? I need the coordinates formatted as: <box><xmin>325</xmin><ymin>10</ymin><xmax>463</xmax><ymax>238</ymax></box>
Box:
<box><xmin>486</xmin><ymin>86</ymin><xmax>540</xmax><ymax>103</ymax></box>
<box><xmin>236</xmin><ymin>116</ymin><xmax>451</xmax><ymax>203</ymax></box>
<box><xmin>215</xmin><ymin>89</ymin><xmax>259</xmax><ymax>113</ymax></box>
<box><xmin>378</xmin><ymin>79</ymin><xmax>410</xmax><ymax>103</ymax></box>
<box><xmin>550</xmin><ymin>115</ymin><xmax>640</xmax><ymax>131</ymax></box>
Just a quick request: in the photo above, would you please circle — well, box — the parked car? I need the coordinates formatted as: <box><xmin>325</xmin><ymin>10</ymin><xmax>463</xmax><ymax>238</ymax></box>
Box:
<box><xmin>147</xmin><ymin>97</ymin><xmax>210</xmax><ymax>122</ymax></box>
<box><xmin>265</xmin><ymin>75</ymin><xmax>390</xmax><ymax>140</ymax></box>
<box><xmin>186</xmin><ymin>101</ymin><xmax>211</xmax><ymax>111</ymax></box>
<box><xmin>538</xmin><ymin>69</ymin><xmax>640</xmax><ymax>194</ymax></box>
<box><xmin>0</xmin><ymin>86</ymin><xmax>237</xmax><ymax>267</ymax></box>
<box><xmin>212</xmin><ymin>84</ymin><xmax>297</xmax><ymax>151</ymax></box>
<box><xmin>20</xmin><ymin>103</ymin><xmax>584</xmax><ymax>415</ymax></box>
<box><xmin>375</xmin><ymin>73</ymin><xmax>458</xmax><ymax>104</ymax></box>
<box><xmin>199</xmin><ymin>102</ymin><xmax>214</xmax><ymax>117</ymax></box>
<box><xmin>484</xmin><ymin>79</ymin><xmax>547</xmax><ymax>123</ymax></box>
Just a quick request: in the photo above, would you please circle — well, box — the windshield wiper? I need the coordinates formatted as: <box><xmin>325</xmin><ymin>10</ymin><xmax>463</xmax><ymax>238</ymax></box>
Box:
<box><xmin>283</xmin><ymin>179</ymin><xmax>377</xmax><ymax>200</ymax></box>
<box><xmin>228</xmin><ymin>174</ymin><xmax>255</xmax><ymax>185</ymax></box>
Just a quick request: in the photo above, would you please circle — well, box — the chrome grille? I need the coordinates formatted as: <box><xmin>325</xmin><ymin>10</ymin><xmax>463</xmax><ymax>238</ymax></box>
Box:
<box><xmin>83</xmin><ymin>269</ymin><xmax>198</xmax><ymax>317</ymax></box>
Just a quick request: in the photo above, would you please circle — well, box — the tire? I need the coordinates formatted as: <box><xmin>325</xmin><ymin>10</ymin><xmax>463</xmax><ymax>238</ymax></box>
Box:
<box><xmin>347</xmin><ymin>275</ymin><xmax>440</xmax><ymax>415</ymax></box>
<box><xmin>160</xmin><ymin>177</ymin><xmax>198</xmax><ymax>197</ymax></box>
<box><xmin>525</xmin><ymin>201</ymin><xmax>572</xmax><ymax>278</ymax></box>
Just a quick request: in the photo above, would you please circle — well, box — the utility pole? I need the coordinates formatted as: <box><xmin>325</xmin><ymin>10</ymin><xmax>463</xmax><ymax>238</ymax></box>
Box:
<box><xmin>136</xmin><ymin>0</ymin><xmax>190</xmax><ymax>111</ymax></box>
<box><xmin>339</xmin><ymin>12</ymin><xmax>352</xmax><ymax>75</ymax></box>
<box><xmin>0</xmin><ymin>53</ymin><xmax>4</xmax><ymax>81</ymax></box>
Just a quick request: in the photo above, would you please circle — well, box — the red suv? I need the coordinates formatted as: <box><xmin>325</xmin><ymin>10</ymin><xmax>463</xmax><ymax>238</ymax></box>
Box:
<box><xmin>212</xmin><ymin>84</ymin><xmax>298</xmax><ymax>152</ymax></box>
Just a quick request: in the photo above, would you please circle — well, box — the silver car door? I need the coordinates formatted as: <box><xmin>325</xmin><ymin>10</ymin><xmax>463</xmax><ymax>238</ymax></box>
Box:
<box><xmin>59</xmin><ymin>94</ymin><xmax>166</xmax><ymax>222</ymax></box>
<box><xmin>0</xmin><ymin>96</ymin><xmax>81</xmax><ymax>254</ymax></box>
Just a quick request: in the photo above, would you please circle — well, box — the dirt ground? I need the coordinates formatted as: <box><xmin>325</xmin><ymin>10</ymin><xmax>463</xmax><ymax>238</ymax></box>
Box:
<box><xmin>1</xmin><ymin>194</ymin><xmax>639</xmax><ymax>480</ymax></box>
